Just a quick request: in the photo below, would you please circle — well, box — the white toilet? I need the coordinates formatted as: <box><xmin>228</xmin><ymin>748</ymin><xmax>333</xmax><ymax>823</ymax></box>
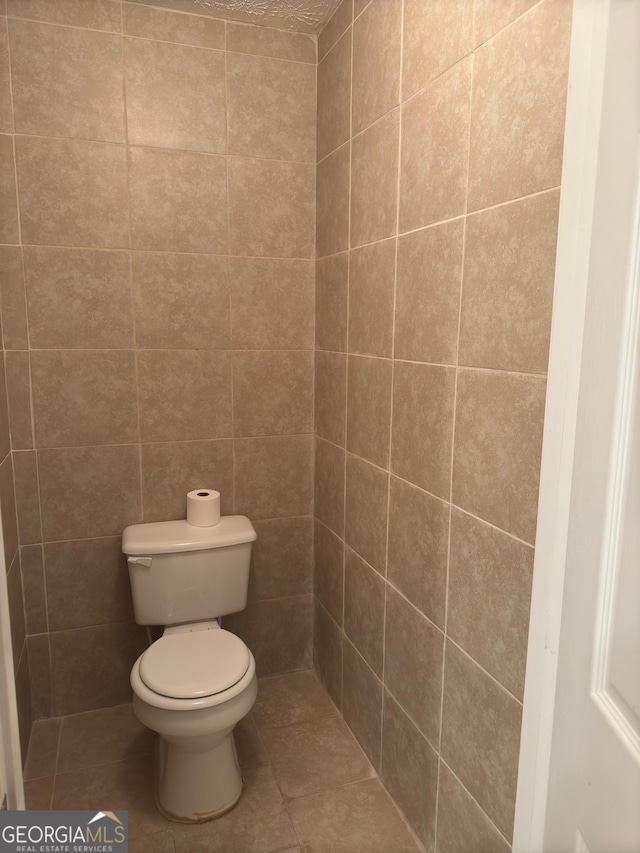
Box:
<box><xmin>122</xmin><ymin>515</ymin><xmax>258</xmax><ymax>823</ymax></box>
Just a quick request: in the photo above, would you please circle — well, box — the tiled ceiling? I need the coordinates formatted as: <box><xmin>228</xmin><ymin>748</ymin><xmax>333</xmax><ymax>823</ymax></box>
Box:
<box><xmin>127</xmin><ymin>0</ymin><xmax>343</xmax><ymax>33</ymax></box>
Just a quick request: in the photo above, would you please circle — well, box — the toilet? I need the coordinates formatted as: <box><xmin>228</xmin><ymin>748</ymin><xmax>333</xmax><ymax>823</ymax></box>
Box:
<box><xmin>122</xmin><ymin>515</ymin><xmax>258</xmax><ymax>823</ymax></box>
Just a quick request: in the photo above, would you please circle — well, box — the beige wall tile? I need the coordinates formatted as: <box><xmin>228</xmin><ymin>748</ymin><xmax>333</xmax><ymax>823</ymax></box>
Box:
<box><xmin>345</xmin><ymin>453</ymin><xmax>388</xmax><ymax>574</ymax></box>
<box><xmin>0</xmin><ymin>353</ymin><xmax>11</xmax><ymax>456</ymax></box>
<box><xmin>316</xmin><ymin>143</ymin><xmax>350</xmax><ymax>258</ymax></box>
<box><xmin>314</xmin><ymin>599</ymin><xmax>343</xmax><ymax>709</ymax></box>
<box><xmin>20</xmin><ymin>544</ymin><xmax>46</xmax><ymax>635</ymax></box>
<box><xmin>7</xmin><ymin>0</ymin><xmax>122</xmax><ymax>30</ymax></box>
<box><xmin>5</xmin><ymin>350</ymin><xmax>32</xmax><ymax>449</ymax></box>
<box><xmin>400</xmin><ymin>58</ymin><xmax>472</xmax><ymax>233</ymax></box>
<box><xmin>314</xmin><ymin>436</ymin><xmax>345</xmax><ymax>536</ymax></box>
<box><xmin>16</xmin><ymin>135</ymin><xmax>128</xmax><ymax>248</ymax></box>
<box><xmin>24</xmin><ymin>777</ymin><xmax>55</xmax><ymax>809</ymax></box>
<box><xmin>0</xmin><ymin>18</ymin><xmax>13</xmax><ymax>133</ymax></box>
<box><xmin>385</xmin><ymin>586</ymin><xmax>444</xmax><ymax>744</ymax></box>
<box><xmin>317</xmin><ymin>29</ymin><xmax>351</xmax><ymax>161</ymax></box>
<box><xmin>441</xmin><ymin>641</ymin><xmax>522</xmax><ymax>840</ymax></box>
<box><xmin>381</xmin><ymin>692</ymin><xmax>439</xmax><ymax>851</ymax></box>
<box><xmin>141</xmin><ymin>439</ymin><xmax>233</xmax><ymax>522</ymax></box>
<box><xmin>249</xmin><ymin>516</ymin><xmax>313</xmax><ymax>602</ymax></box>
<box><xmin>395</xmin><ymin>219</ymin><xmax>464</xmax><ymax>364</ymax></box>
<box><xmin>448</xmin><ymin>509</ymin><xmax>533</xmax><ymax>699</ymax></box>
<box><xmin>45</xmin><ymin>537</ymin><xmax>133</xmax><ymax>631</ymax></box>
<box><xmin>230</xmin><ymin>258</ymin><xmax>314</xmax><ymax>350</ymax></box>
<box><xmin>229</xmin><ymin>157</ymin><xmax>315</xmax><ymax>258</ymax></box>
<box><xmin>24</xmin><ymin>717</ymin><xmax>60</xmax><ymax>781</ymax></box>
<box><xmin>235</xmin><ymin>435</ymin><xmax>313</xmax><ymax>519</ymax></box>
<box><xmin>123</xmin><ymin>4</ymin><xmax>224</xmax><ymax>48</ymax></box>
<box><xmin>7</xmin><ymin>554</ymin><xmax>25</xmax><ymax>668</ymax></box>
<box><xmin>137</xmin><ymin>349</ymin><xmax>232</xmax><ymax>442</ymax></box>
<box><xmin>353</xmin><ymin>0</ymin><xmax>373</xmax><ymax>18</ymax></box>
<box><xmin>391</xmin><ymin>361</ymin><xmax>455</xmax><ymax>499</ymax></box>
<box><xmin>402</xmin><ymin>0</ymin><xmax>473</xmax><ymax>100</ymax></box>
<box><xmin>31</xmin><ymin>350</ymin><xmax>138</xmax><ymax>448</ymax></box>
<box><xmin>129</xmin><ymin>146</ymin><xmax>227</xmax><ymax>253</ymax></box>
<box><xmin>0</xmin><ymin>134</ymin><xmax>18</xmax><ymax>244</ymax></box>
<box><xmin>10</xmin><ymin>20</ymin><xmax>124</xmax><ymax>142</ymax></box>
<box><xmin>27</xmin><ymin>634</ymin><xmax>52</xmax><ymax>720</ymax></box>
<box><xmin>233</xmin><ymin>350</ymin><xmax>314</xmax><ymax>437</ymax></box>
<box><xmin>344</xmin><ymin>546</ymin><xmax>385</xmax><ymax>675</ymax></box>
<box><xmin>468</xmin><ymin>0</ymin><xmax>572</xmax><ymax>211</ymax></box>
<box><xmin>349</xmin><ymin>238</ymin><xmax>395</xmax><ymax>357</ymax></box>
<box><xmin>0</xmin><ymin>453</ymin><xmax>18</xmax><ymax>567</ymax></box>
<box><xmin>0</xmin><ymin>246</ymin><xmax>28</xmax><ymax>349</ymax></box>
<box><xmin>387</xmin><ymin>475</ymin><xmax>448</xmax><ymax>628</ymax></box>
<box><xmin>38</xmin><ymin>444</ymin><xmax>141</xmax><ymax>540</ymax></box>
<box><xmin>346</xmin><ymin>355</ymin><xmax>392</xmax><ymax>468</ymax></box>
<box><xmin>15</xmin><ymin>646</ymin><xmax>32</xmax><ymax>758</ymax></box>
<box><xmin>124</xmin><ymin>38</ymin><xmax>225</xmax><ymax>154</ymax></box>
<box><xmin>342</xmin><ymin>639</ymin><xmax>383</xmax><ymax>770</ymax></box>
<box><xmin>133</xmin><ymin>252</ymin><xmax>229</xmax><ymax>349</ymax></box>
<box><xmin>316</xmin><ymin>253</ymin><xmax>348</xmax><ymax>353</ymax></box>
<box><xmin>459</xmin><ymin>190</ymin><xmax>560</xmax><ymax>374</ymax></box>
<box><xmin>437</xmin><ymin>762</ymin><xmax>510</xmax><ymax>853</ymax></box>
<box><xmin>13</xmin><ymin>450</ymin><xmax>41</xmax><ymax>544</ymax></box>
<box><xmin>314</xmin><ymin>518</ymin><xmax>344</xmax><ymax>625</ymax></box>
<box><xmin>227</xmin><ymin>22</ymin><xmax>315</xmax><ymax>64</ymax></box>
<box><xmin>315</xmin><ymin>351</ymin><xmax>347</xmax><ymax>447</ymax></box>
<box><xmin>351</xmin><ymin>0</ymin><xmax>401</xmax><ymax>134</ymax></box>
<box><xmin>318</xmin><ymin>0</ymin><xmax>351</xmax><ymax>61</ymax></box>
<box><xmin>350</xmin><ymin>110</ymin><xmax>399</xmax><ymax>247</ymax></box>
<box><xmin>232</xmin><ymin>594</ymin><xmax>313</xmax><ymax>676</ymax></box>
<box><xmin>453</xmin><ymin>369</ymin><xmax>546</xmax><ymax>543</ymax></box>
<box><xmin>473</xmin><ymin>0</ymin><xmax>539</xmax><ymax>48</ymax></box>
<box><xmin>227</xmin><ymin>52</ymin><xmax>316</xmax><ymax>163</ymax></box>
<box><xmin>24</xmin><ymin>247</ymin><xmax>133</xmax><ymax>349</ymax></box>
<box><xmin>50</xmin><ymin>622</ymin><xmax>147</xmax><ymax>716</ymax></box>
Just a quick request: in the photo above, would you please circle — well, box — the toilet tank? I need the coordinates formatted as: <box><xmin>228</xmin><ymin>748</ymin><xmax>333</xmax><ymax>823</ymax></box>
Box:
<box><xmin>122</xmin><ymin>516</ymin><xmax>256</xmax><ymax>626</ymax></box>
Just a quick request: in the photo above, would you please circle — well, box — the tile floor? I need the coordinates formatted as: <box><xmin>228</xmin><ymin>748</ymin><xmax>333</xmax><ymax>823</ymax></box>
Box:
<box><xmin>23</xmin><ymin>669</ymin><xmax>424</xmax><ymax>853</ymax></box>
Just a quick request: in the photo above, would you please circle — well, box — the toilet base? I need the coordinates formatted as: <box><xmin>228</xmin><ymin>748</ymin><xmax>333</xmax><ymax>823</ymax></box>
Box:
<box><xmin>155</xmin><ymin>730</ymin><xmax>243</xmax><ymax>823</ymax></box>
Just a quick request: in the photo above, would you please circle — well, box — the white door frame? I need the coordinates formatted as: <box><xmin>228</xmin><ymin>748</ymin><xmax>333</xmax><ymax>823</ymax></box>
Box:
<box><xmin>0</xmin><ymin>513</ymin><xmax>25</xmax><ymax>810</ymax></box>
<box><xmin>513</xmin><ymin>0</ymin><xmax>638</xmax><ymax>848</ymax></box>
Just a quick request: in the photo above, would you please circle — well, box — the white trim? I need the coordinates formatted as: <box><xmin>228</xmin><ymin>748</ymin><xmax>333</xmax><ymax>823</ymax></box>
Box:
<box><xmin>512</xmin><ymin>1</ymin><xmax>610</xmax><ymax>849</ymax></box>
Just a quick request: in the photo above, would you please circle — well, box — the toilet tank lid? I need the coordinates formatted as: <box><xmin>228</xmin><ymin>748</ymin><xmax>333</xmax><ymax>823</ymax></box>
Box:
<box><xmin>122</xmin><ymin>516</ymin><xmax>256</xmax><ymax>556</ymax></box>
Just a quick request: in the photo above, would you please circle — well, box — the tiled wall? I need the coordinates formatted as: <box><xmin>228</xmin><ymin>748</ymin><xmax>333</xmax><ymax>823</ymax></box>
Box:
<box><xmin>313</xmin><ymin>0</ymin><xmax>572</xmax><ymax>850</ymax></box>
<box><xmin>0</xmin><ymin>0</ymin><xmax>316</xmax><ymax>723</ymax></box>
<box><xmin>0</xmin><ymin>254</ymin><xmax>31</xmax><ymax>759</ymax></box>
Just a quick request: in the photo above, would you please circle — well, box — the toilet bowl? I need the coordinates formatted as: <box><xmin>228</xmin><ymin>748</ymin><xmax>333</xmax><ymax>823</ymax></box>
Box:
<box><xmin>122</xmin><ymin>514</ymin><xmax>258</xmax><ymax>821</ymax></box>
<box><xmin>130</xmin><ymin>621</ymin><xmax>257</xmax><ymax>822</ymax></box>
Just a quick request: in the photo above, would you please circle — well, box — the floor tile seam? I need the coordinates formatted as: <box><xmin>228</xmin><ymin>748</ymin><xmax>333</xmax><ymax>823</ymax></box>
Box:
<box><xmin>53</xmin><ymin>750</ymin><xmax>155</xmax><ymax>779</ymax></box>
<box><xmin>254</xmin><ymin>708</ymin><xmax>340</xmax><ymax>737</ymax></box>
<box><xmin>283</xmin><ymin>768</ymin><xmax>379</xmax><ymax>807</ymax></box>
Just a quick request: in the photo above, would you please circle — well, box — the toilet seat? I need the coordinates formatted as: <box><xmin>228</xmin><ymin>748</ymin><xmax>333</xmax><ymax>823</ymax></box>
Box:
<box><xmin>139</xmin><ymin>629</ymin><xmax>250</xmax><ymax>700</ymax></box>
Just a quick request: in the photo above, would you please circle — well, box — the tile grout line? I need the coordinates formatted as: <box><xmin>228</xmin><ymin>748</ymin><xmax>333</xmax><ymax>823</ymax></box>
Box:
<box><xmin>119</xmin><ymin>0</ymin><xmax>144</xmax><ymax>528</ymax></box>
<box><xmin>378</xmin><ymin>0</ymin><xmax>406</xmax><ymax>780</ymax></box>
<box><xmin>223</xmin><ymin>24</ymin><xmax>237</xmax><ymax>515</ymax></box>
<box><xmin>335</xmin><ymin>1</ymin><xmax>355</xmax><ymax>715</ymax></box>
<box><xmin>316</xmin><ymin>440</ymin><xmax>536</xmax><ymax>549</ymax></box>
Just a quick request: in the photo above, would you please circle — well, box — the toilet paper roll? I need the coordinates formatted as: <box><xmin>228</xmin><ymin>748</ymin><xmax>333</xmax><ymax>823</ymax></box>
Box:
<box><xmin>186</xmin><ymin>489</ymin><xmax>221</xmax><ymax>527</ymax></box>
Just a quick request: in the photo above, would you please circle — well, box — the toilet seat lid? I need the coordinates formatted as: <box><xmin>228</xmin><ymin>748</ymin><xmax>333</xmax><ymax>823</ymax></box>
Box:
<box><xmin>139</xmin><ymin>629</ymin><xmax>251</xmax><ymax>699</ymax></box>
